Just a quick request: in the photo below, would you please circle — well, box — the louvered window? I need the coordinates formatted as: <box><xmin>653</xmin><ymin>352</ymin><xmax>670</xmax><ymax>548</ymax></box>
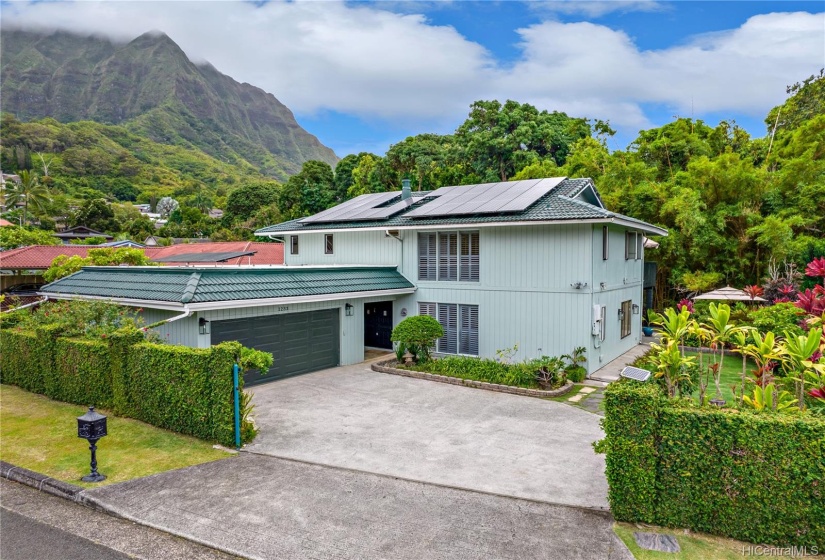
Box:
<box><xmin>418</xmin><ymin>233</ymin><xmax>437</xmax><ymax>280</ymax></box>
<box><xmin>459</xmin><ymin>232</ymin><xmax>480</xmax><ymax>282</ymax></box>
<box><xmin>437</xmin><ymin>303</ymin><xmax>458</xmax><ymax>353</ymax></box>
<box><xmin>459</xmin><ymin>304</ymin><xmax>479</xmax><ymax>355</ymax></box>
<box><xmin>438</xmin><ymin>232</ymin><xmax>458</xmax><ymax>281</ymax></box>
<box><xmin>421</xmin><ymin>303</ymin><xmax>479</xmax><ymax>356</ymax></box>
<box><xmin>418</xmin><ymin>231</ymin><xmax>479</xmax><ymax>282</ymax></box>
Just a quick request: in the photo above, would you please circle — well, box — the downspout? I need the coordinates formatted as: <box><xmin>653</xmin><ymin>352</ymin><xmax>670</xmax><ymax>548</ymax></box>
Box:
<box><xmin>144</xmin><ymin>306</ymin><xmax>192</xmax><ymax>329</ymax></box>
<box><xmin>3</xmin><ymin>296</ymin><xmax>48</xmax><ymax>313</ymax></box>
<box><xmin>144</xmin><ymin>272</ymin><xmax>200</xmax><ymax>328</ymax></box>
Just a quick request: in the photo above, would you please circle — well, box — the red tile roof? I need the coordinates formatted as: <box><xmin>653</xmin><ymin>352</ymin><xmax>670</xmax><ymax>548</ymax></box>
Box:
<box><xmin>0</xmin><ymin>242</ymin><xmax>284</xmax><ymax>270</ymax></box>
<box><xmin>0</xmin><ymin>245</ymin><xmax>99</xmax><ymax>269</ymax></box>
<box><xmin>0</xmin><ymin>218</ymin><xmax>14</xmax><ymax>227</ymax></box>
<box><xmin>148</xmin><ymin>242</ymin><xmax>283</xmax><ymax>266</ymax></box>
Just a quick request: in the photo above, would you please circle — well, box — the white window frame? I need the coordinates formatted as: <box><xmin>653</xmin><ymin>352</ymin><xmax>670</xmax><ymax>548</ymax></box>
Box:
<box><xmin>324</xmin><ymin>234</ymin><xmax>334</xmax><ymax>255</ymax></box>
<box><xmin>290</xmin><ymin>235</ymin><xmax>299</xmax><ymax>255</ymax></box>
<box><xmin>625</xmin><ymin>231</ymin><xmax>641</xmax><ymax>260</ymax></box>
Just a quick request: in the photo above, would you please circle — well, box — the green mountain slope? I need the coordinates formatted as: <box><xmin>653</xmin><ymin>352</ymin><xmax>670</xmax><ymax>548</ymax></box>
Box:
<box><xmin>0</xmin><ymin>28</ymin><xmax>337</xmax><ymax>179</ymax></box>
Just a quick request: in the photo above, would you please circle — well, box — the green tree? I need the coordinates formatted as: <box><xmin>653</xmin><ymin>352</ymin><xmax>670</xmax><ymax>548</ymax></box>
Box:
<box><xmin>278</xmin><ymin>160</ymin><xmax>335</xmax><ymax>219</ymax></box>
<box><xmin>0</xmin><ymin>226</ymin><xmax>60</xmax><ymax>250</ymax></box>
<box><xmin>225</xmin><ymin>182</ymin><xmax>280</xmax><ymax>222</ymax></box>
<box><xmin>44</xmin><ymin>248</ymin><xmax>156</xmax><ymax>282</ymax></box>
<box><xmin>4</xmin><ymin>170</ymin><xmax>53</xmax><ymax>225</ymax></box>
<box><xmin>71</xmin><ymin>198</ymin><xmax>120</xmax><ymax>233</ymax></box>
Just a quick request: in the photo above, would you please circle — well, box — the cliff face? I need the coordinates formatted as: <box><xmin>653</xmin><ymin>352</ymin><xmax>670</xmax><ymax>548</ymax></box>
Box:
<box><xmin>1</xmin><ymin>29</ymin><xmax>338</xmax><ymax>179</ymax></box>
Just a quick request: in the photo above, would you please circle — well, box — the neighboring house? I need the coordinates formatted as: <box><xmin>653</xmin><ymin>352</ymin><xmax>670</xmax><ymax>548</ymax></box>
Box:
<box><xmin>1</xmin><ymin>242</ymin><xmax>283</xmax><ymax>291</ymax></box>
<box><xmin>0</xmin><ymin>218</ymin><xmax>14</xmax><ymax>227</ymax></box>
<box><xmin>41</xmin><ymin>177</ymin><xmax>666</xmax><ymax>385</ymax></box>
<box><xmin>54</xmin><ymin>226</ymin><xmax>114</xmax><ymax>244</ymax></box>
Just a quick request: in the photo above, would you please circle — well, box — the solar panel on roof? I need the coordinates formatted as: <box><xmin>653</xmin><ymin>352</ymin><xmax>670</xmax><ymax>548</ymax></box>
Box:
<box><xmin>153</xmin><ymin>251</ymin><xmax>256</xmax><ymax>263</ymax></box>
<box><xmin>405</xmin><ymin>177</ymin><xmax>565</xmax><ymax>218</ymax></box>
<box><xmin>298</xmin><ymin>192</ymin><xmax>399</xmax><ymax>224</ymax></box>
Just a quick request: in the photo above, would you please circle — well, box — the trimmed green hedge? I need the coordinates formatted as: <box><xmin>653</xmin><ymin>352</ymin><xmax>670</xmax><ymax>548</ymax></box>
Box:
<box><xmin>1</xmin><ymin>328</ymin><xmax>246</xmax><ymax>447</ymax></box>
<box><xmin>597</xmin><ymin>382</ymin><xmax>825</xmax><ymax>547</ymax></box>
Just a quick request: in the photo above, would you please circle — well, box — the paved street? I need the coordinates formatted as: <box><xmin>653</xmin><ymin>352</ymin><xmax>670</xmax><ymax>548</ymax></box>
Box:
<box><xmin>0</xmin><ymin>479</ymin><xmax>238</xmax><ymax>560</ymax></box>
<box><xmin>85</xmin><ymin>452</ymin><xmax>632</xmax><ymax>560</ymax></box>
<box><xmin>247</xmin><ymin>362</ymin><xmax>609</xmax><ymax>510</ymax></box>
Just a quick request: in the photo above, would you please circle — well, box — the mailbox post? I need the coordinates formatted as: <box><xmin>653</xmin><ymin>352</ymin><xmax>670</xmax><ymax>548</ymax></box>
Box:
<box><xmin>77</xmin><ymin>406</ymin><xmax>108</xmax><ymax>483</ymax></box>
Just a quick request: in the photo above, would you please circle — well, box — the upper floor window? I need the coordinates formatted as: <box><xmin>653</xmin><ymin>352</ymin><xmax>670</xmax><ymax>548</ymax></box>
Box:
<box><xmin>625</xmin><ymin>231</ymin><xmax>641</xmax><ymax>260</ymax></box>
<box><xmin>290</xmin><ymin>235</ymin><xmax>299</xmax><ymax>255</ymax></box>
<box><xmin>325</xmin><ymin>234</ymin><xmax>334</xmax><ymax>255</ymax></box>
<box><xmin>602</xmin><ymin>226</ymin><xmax>609</xmax><ymax>260</ymax></box>
<box><xmin>418</xmin><ymin>231</ymin><xmax>479</xmax><ymax>282</ymax></box>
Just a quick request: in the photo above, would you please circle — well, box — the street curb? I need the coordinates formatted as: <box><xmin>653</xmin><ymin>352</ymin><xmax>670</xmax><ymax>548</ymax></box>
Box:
<box><xmin>372</xmin><ymin>359</ymin><xmax>574</xmax><ymax>399</ymax></box>
<box><xmin>0</xmin><ymin>460</ymin><xmax>84</xmax><ymax>502</ymax></box>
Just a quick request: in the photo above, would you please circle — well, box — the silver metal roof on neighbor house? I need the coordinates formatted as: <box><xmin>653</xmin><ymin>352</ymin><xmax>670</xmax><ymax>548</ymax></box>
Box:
<box><xmin>255</xmin><ymin>177</ymin><xmax>668</xmax><ymax>237</ymax></box>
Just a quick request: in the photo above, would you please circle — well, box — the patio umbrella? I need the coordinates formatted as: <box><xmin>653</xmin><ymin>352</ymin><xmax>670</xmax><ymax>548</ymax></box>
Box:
<box><xmin>693</xmin><ymin>286</ymin><xmax>766</xmax><ymax>302</ymax></box>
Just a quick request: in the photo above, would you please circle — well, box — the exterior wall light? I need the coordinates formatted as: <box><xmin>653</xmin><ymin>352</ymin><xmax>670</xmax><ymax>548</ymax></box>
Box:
<box><xmin>632</xmin><ymin>304</ymin><xmax>640</xmax><ymax>314</ymax></box>
<box><xmin>345</xmin><ymin>303</ymin><xmax>354</xmax><ymax>317</ymax></box>
<box><xmin>199</xmin><ymin>317</ymin><xmax>210</xmax><ymax>334</ymax></box>
<box><xmin>77</xmin><ymin>406</ymin><xmax>107</xmax><ymax>483</ymax></box>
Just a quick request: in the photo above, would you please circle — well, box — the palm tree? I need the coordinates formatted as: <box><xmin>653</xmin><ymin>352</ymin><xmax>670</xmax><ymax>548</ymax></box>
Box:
<box><xmin>5</xmin><ymin>170</ymin><xmax>52</xmax><ymax>225</ymax></box>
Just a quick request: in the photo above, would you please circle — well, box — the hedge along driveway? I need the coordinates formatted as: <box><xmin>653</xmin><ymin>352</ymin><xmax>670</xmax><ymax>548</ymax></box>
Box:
<box><xmin>1</xmin><ymin>328</ymin><xmax>243</xmax><ymax>447</ymax></box>
<box><xmin>598</xmin><ymin>382</ymin><xmax>825</xmax><ymax>547</ymax></box>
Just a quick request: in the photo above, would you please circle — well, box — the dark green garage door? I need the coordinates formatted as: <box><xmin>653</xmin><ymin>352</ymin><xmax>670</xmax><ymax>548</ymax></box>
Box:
<box><xmin>211</xmin><ymin>309</ymin><xmax>340</xmax><ymax>386</ymax></box>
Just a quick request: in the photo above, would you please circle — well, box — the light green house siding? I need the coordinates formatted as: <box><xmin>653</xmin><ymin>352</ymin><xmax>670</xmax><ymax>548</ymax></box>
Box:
<box><xmin>285</xmin><ymin>231</ymin><xmax>401</xmax><ymax>266</ymax></box>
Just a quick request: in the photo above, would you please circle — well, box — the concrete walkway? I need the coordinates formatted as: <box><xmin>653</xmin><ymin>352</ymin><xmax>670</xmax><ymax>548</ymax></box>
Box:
<box><xmin>84</xmin><ymin>453</ymin><xmax>632</xmax><ymax>560</ymax></box>
<box><xmin>247</xmin><ymin>362</ymin><xmax>608</xmax><ymax>510</ymax></box>
<box><xmin>589</xmin><ymin>337</ymin><xmax>656</xmax><ymax>383</ymax></box>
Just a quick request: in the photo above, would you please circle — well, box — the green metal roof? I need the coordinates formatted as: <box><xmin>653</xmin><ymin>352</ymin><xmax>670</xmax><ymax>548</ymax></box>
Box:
<box><xmin>41</xmin><ymin>266</ymin><xmax>415</xmax><ymax>305</ymax></box>
<box><xmin>255</xmin><ymin>178</ymin><xmax>667</xmax><ymax>236</ymax></box>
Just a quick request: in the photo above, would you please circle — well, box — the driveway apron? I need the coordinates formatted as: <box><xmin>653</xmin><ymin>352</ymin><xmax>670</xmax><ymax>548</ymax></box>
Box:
<box><xmin>246</xmin><ymin>363</ymin><xmax>608</xmax><ymax>510</ymax></box>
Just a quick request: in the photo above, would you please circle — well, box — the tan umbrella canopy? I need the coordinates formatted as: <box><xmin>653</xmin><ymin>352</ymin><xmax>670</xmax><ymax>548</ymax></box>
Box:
<box><xmin>693</xmin><ymin>286</ymin><xmax>766</xmax><ymax>302</ymax></box>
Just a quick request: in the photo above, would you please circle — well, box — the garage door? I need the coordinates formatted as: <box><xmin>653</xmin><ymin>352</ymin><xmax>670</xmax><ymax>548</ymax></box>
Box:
<box><xmin>211</xmin><ymin>309</ymin><xmax>340</xmax><ymax>386</ymax></box>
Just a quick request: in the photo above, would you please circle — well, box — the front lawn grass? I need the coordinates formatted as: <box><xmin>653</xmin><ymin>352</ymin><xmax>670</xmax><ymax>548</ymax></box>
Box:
<box><xmin>0</xmin><ymin>384</ymin><xmax>231</xmax><ymax>487</ymax></box>
<box><xmin>614</xmin><ymin>522</ymin><xmax>758</xmax><ymax>559</ymax></box>
<box><xmin>684</xmin><ymin>350</ymin><xmax>753</xmax><ymax>404</ymax></box>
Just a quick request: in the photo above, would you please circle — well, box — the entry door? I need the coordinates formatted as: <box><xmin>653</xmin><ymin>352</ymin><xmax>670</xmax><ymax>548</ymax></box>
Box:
<box><xmin>211</xmin><ymin>309</ymin><xmax>340</xmax><ymax>386</ymax></box>
<box><xmin>364</xmin><ymin>301</ymin><xmax>393</xmax><ymax>349</ymax></box>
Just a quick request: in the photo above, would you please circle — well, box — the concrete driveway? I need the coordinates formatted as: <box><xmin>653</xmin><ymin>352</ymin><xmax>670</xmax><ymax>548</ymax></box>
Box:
<box><xmin>247</xmin><ymin>361</ymin><xmax>608</xmax><ymax>510</ymax></box>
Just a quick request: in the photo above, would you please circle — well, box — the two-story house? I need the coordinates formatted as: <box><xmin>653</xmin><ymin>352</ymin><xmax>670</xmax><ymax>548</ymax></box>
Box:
<box><xmin>41</xmin><ymin>177</ymin><xmax>666</xmax><ymax>385</ymax></box>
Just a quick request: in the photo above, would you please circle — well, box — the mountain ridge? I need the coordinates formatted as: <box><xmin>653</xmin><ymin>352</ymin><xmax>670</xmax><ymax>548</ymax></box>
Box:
<box><xmin>0</xmin><ymin>28</ymin><xmax>337</xmax><ymax>179</ymax></box>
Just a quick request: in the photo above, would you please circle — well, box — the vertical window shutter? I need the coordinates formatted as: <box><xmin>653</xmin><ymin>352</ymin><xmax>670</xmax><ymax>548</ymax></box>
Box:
<box><xmin>418</xmin><ymin>302</ymin><xmax>436</xmax><ymax>317</ymax></box>
<box><xmin>460</xmin><ymin>232</ymin><xmax>480</xmax><ymax>282</ymax></box>
<box><xmin>439</xmin><ymin>233</ymin><xmax>458</xmax><ymax>281</ymax></box>
<box><xmin>459</xmin><ymin>305</ymin><xmax>479</xmax><ymax>355</ymax></box>
<box><xmin>418</xmin><ymin>233</ymin><xmax>436</xmax><ymax>280</ymax></box>
<box><xmin>437</xmin><ymin>304</ymin><xmax>457</xmax><ymax>354</ymax></box>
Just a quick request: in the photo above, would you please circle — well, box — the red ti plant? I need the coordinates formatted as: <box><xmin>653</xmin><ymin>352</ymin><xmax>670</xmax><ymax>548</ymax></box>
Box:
<box><xmin>678</xmin><ymin>298</ymin><xmax>695</xmax><ymax>313</ymax></box>
<box><xmin>795</xmin><ymin>285</ymin><xmax>825</xmax><ymax>316</ymax></box>
<box><xmin>751</xmin><ymin>361</ymin><xmax>777</xmax><ymax>389</ymax></box>
<box><xmin>809</xmin><ymin>387</ymin><xmax>825</xmax><ymax>401</ymax></box>
<box><xmin>805</xmin><ymin>257</ymin><xmax>825</xmax><ymax>286</ymax></box>
<box><xmin>743</xmin><ymin>285</ymin><xmax>764</xmax><ymax>301</ymax></box>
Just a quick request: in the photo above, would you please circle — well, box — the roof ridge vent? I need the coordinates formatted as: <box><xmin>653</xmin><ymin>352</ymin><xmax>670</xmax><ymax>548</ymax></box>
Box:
<box><xmin>181</xmin><ymin>271</ymin><xmax>202</xmax><ymax>303</ymax></box>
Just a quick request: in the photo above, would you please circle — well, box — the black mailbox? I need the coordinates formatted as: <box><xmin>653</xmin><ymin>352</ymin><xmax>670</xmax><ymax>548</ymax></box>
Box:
<box><xmin>77</xmin><ymin>406</ymin><xmax>107</xmax><ymax>482</ymax></box>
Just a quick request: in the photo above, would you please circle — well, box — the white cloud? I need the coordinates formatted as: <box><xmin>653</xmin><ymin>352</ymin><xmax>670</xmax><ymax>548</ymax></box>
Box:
<box><xmin>2</xmin><ymin>2</ymin><xmax>823</xmax><ymax>139</ymax></box>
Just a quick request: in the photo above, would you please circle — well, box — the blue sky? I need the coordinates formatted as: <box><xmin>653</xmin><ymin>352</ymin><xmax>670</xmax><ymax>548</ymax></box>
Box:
<box><xmin>3</xmin><ymin>1</ymin><xmax>824</xmax><ymax>157</ymax></box>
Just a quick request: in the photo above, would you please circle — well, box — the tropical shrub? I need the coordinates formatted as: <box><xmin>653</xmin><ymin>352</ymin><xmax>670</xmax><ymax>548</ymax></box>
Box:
<box><xmin>390</xmin><ymin>315</ymin><xmax>443</xmax><ymax>362</ymax></box>
<box><xmin>562</xmin><ymin>346</ymin><xmax>587</xmax><ymax>382</ymax></box>
<box><xmin>748</xmin><ymin>302</ymin><xmax>805</xmax><ymax>338</ymax></box>
<box><xmin>409</xmin><ymin>354</ymin><xmax>568</xmax><ymax>390</ymax></box>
